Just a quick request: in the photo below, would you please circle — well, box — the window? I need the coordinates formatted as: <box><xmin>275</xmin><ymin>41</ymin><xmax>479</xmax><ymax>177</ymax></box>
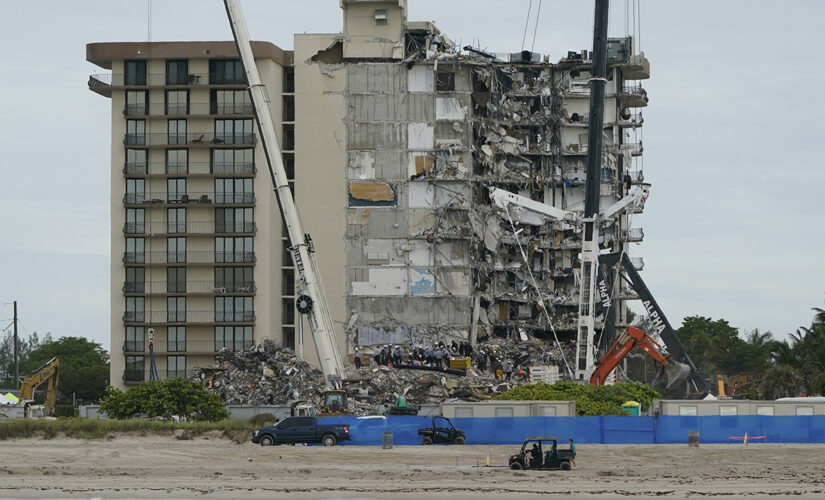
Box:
<box><xmin>282</xmin><ymin>298</ymin><xmax>294</xmax><ymax>324</ymax></box>
<box><xmin>125</xmin><ymin>355</ymin><xmax>145</xmax><ymax>381</ymax></box>
<box><xmin>125</xmin><ymin>296</ymin><xmax>144</xmax><ymax>322</ymax></box>
<box><xmin>435</xmin><ymin>71</ymin><xmax>455</xmax><ymax>91</ymax></box>
<box><xmin>282</xmin><ymin>327</ymin><xmax>295</xmax><ymax>350</ymax></box>
<box><xmin>283</xmin><ymin>95</ymin><xmax>295</xmax><ymax>122</ymax></box>
<box><xmin>756</xmin><ymin>406</ymin><xmax>775</xmax><ymax>416</ymax></box>
<box><xmin>283</xmin><ymin>68</ymin><xmax>295</xmax><ymax>93</ymax></box>
<box><xmin>126</xmin><ymin>237</ymin><xmax>145</xmax><ymax>263</ymax></box>
<box><xmin>167</xmin><ymin>237</ymin><xmax>186</xmax><ymax>263</ymax></box>
<box><xmin>166</xmin><ymin>149</ymin><xmax>188</xmax><ymax>175</ymax></box>
<box><xmin>215</xmin><ymin>296</ymin><xmax>254</xmax><ymax>322</ymax></box>
<box><xmin>167</xmin><ymin>355</ymin><xmax>186</xmax><ymax>379</ymax></box>
<box><xmin>167</xmin><ymin>267</ymin><xmax>186</xmax><ymax>293</ymax></box>
<box><xmin>167</xmin><ymin>178</ymin><xmax>187</xmax><ymax>203</ymax></box>
<box><xmin>167</xmin><ymin>208</ymin><xmax>186</xmax><ymax>234</ymax></box>
<box><xmin>495</xmin><ymin>407</ymin><xmax>514</xmax><ymax>418</ymax></box>
<box><xmin>167</xmin><ymin>326</ymin><xmax>186</xmax><ymax>352</ymax></box>
<box><xmin>282</xmin><ymin>269</ymin><xmax>295</xmax><ymax>295</ymax></box>
<box><xmin>215</xmin><ymin>267</ymin><xmax>253</xmax><ymax>293</ymax></box>
<box><xmin>215</xmin><ymin>236</ymin><xmax>253</xmax><ymax>263</ymax></box>
<box><xmin>214</xmin><ymin>325</ymin><xmax>253</xmax><ymax>351</ymax></box>
<box><xmin>212</xmin><ymin>89</ymin><xmax>251</xmax><ymax>114</ymax></box>
<box><xmin>125</xmin><ymin>149</ymin><xmax>147</xmax><ymax>175</ymax></box>
<box><xmin>282</xmin><ymin>124</ymin><xmax>295</xmax><ymax>150</ymax></box>
<box><xmin>678</xmin><ymin>405</ymin><xmax>698</xmax><ymax>416</ymax></box>
<box><xmin>215</xmin><ymin>207</ymin><xmax>253</xmax><ymax>233</ymax></box>
<box><xmin>166</xmin><ymin>59</ymin><xmax>189</xmax><ymax>85</ymax></box>
<box><xmin>374</xmin><ymin>8</ymin><xmax>387</xmax><ymax>25</ymax></box>
<box><xmin>166</xmin><ymin>90</ymin><xmax>189</xmax><ymax>115</ymax></box>
<box><xmin>212</xmin><ymin>149</ymin><xmax>253</xmax><ymax>175</ymax></box>
<box><xmin>167</xmin><ymin>296</ymin><xmax>186</xmax><ymax>323</ymax></box>
<box><xmin>215</xmin><ymin>178</ymin><xmax>253</xmax><ymax>204</ymax></box>
<box><xmin>125</xmin><ymin>208</ymin><xmax>145</xmax><ymax>234</ymax></box>
<box><xmin>209</xmin><ymin>59</ymin><xmax>245</xmax><ymax>85</ymax></box>
<box><xmin>282</xmin><ymin>242</ymin><xmax>294</xmax><ymax>267</ymax></box>
<box><xmin>124</xmin><ymin>60</ymin><xmax>147</xmax><ymax>86</ymax></box>
<box><xmin>125</xmin><ymin>90</ymin><xmax>148</xmax><ymax>115</ymax></box>
<box><xmin>125</xmin><ymin>267</ymin><xmax>145</xmax><ymax>293</ymax></box>
<box><xmin>454</xmin><ymin>407</ymin><xmax>473</xmax><ymax>418</ymax></box>
<box><xmin>168</xmin><ymin>119</ymin><xmax>187</xmax><ymax>145</ymax></box>
<box><xmin>126</xmin><ymin>119</ymin><xmax>145</xmax><ymax>145</ymax></box>
<box><xmin>215</xmin><ymin>118</ymin><xmax>253</xmax><ymax>144</ymax></box>
<box><xmin>125</xmin><ymin>326</ymin><xmax>145</xmax><ymax>352</ymax></box>
<box><xmin>797</xmin><ymin>406</ymin><xmax>814</xmax><ymax>416</ymax></box>
<box><xmin>126</xmin><ymin>179</ymin><xmax>145</xmax><ymax>204</ymax></box>
<box><xmin>719</xmin><ymin>405</ymin><xmax>738</xmax><ymax>416</ymax></box>
<box><xmin>284</xmin><ymin>154</ymin><xmax>294</xmax><ymax>179</ymax></box>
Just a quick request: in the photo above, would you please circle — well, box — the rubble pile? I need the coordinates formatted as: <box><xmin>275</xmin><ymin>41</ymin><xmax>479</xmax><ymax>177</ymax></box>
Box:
<box><xmin>192</xmin><ymin>340</ymin><xmax>326</xmax><ymax>406</ymax></box>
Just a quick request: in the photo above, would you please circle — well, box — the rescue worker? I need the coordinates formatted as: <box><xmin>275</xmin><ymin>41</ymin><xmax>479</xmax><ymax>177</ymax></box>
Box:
<box><xmin>569</xmin><ymin>438</ymin><xmax>576</xmax><ymax>467</ymax></box>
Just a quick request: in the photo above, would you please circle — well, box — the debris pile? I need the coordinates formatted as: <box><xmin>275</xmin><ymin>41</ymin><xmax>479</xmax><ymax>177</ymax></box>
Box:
<box><xmin>193</xmin><ymin>340</ymin><xmax>325</xmax><ymax>406</ymax></box>
<box><xmin>193</xmin><ymin>338</ymin><xmax>572</xmax><ymax>414</ymax></box>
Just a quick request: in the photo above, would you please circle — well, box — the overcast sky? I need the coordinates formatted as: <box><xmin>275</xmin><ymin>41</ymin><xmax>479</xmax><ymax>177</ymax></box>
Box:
<box><xmin>1</xmin><ymin>1</ymin><xmax>822</xmax><ymax>350</ymax></box>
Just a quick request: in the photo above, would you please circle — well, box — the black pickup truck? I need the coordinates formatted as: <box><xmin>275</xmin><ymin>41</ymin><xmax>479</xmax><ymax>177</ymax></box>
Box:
<box><xmin>251</xmin><ymin>416</ymin><xmax>350</xmax><ymax>446</ymax></box>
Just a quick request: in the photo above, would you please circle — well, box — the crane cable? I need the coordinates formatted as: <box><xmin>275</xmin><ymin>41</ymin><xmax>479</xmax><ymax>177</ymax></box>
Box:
<box><xmin>520</xmin><ymin>0</ymin><xmax>534</xmax><ymax>52</ymax></box>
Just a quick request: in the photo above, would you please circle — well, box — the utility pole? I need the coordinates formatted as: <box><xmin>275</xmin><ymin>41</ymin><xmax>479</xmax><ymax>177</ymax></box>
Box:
<box><xmin>13</xmin><ymin>301</ymin><xmax>19</xmax><ymax>390</ymax></box>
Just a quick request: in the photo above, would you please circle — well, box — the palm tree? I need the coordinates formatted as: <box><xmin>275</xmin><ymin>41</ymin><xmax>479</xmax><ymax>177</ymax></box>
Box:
<box><xmin>746</xmin><ymin>328</ymin><xmax>773</xmax><ymax>347</ymax></box>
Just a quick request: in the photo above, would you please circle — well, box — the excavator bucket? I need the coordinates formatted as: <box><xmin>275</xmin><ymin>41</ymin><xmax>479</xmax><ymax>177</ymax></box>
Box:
<box><xmin>664</xmin><ymin>361</ymin><xmax>691</xmax><ymax>389</ymax></box>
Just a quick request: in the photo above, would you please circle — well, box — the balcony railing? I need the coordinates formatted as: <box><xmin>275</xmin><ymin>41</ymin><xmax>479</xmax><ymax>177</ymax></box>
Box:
<box><xmin>626</xmin><ymin>227</ymin><xmax>644</xmax><ymax>242</ymax></box>
<box><xmin>122</xmin><ymin>251</ymin><xmax>256</xmax><ymax>264</ymax></box>
<box><xmin>123</xmin><ymin>339</ymin><xmax>254</xmax><ymax>354</ymax></box>
<box><xmin>122</xmin><ymin>310</ymin><xmax>256</xmax><ymax>324</ymax></box>
<box><xmin>124</xmin><ymin>162</ymin><xmax>255</xmax><ymax>176</ymax></box>
<box><xmin>122</xmin><ymin>281</ymin><xmax>256</xmax><ymax>294</ymax></box>
<box><xmin>123</xmin><ymin>102</ymin><xmax>254</xmax><ymax>117</ymax></box>
<box><xmin>123</xmin><ymin>193</ymin><xmax>254</xmax><ymax>207</ymax></box>
<box><xmin>123</xmin><ymin>369</ymin><xmax>198</xmax><ymax>383</ymax></box>
<box><xmin>630</xmin><ymin>257</ymin><xmax>645</xmax><ymax>271</ymax></box>
<box><xmin>123</xmin><ymin>132</ymin><xmax>256</xmax><ymax>146</ymax></box>
<box><xmin>89</xmin><ymin>72</ymin><xmax>248</xmax><ymax>88</ymax></box>
<box><xmin>120</xmin><ymin>220</ymin><xmax>256</xmax><ymax>235</ymax></box>
<box><xmin>623</xmin><ymin>142</ymin><xmax>644</xmax><ymax>156</ymax></box>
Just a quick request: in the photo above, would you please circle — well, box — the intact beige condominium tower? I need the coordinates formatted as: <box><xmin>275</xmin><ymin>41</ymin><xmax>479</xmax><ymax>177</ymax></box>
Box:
<box><xmin>91</xmin><ymin>0</ymin><xmax>649</xmax><ymax>390</ymax></box>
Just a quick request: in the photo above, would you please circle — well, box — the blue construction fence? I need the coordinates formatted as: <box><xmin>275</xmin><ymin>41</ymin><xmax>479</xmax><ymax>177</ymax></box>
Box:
<box><xmin>321</xmin><ymin>415</ymin><xmax>825</xmax><ymax>445</ymax></box>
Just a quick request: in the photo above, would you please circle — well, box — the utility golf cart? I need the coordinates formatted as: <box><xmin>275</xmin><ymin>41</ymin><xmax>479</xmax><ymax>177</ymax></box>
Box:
<box><xmin>509</xmin><ymin>436</ymin><xmax>574</xmax><ymax>470</ymax></box>
<box><xmin>418</xmin><ymin>416</ymin><xmax>465</xmax><ymax>445</ymax></box>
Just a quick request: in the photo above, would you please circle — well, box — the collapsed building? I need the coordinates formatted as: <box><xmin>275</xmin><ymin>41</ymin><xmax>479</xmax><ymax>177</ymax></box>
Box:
<box><xmin>330</xmin><ymin>2</ymin><xmax>651</xmax><ymax>378</ymax></box>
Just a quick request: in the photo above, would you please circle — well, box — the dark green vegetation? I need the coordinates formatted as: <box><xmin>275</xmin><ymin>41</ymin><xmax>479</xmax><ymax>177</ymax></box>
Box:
<box><xmin>0</xmin><ymin>418</ymin><xmax>251</xmax><ymax>442</ymax></box>
<box><xmin>20</xmin><ymin>336</ymin><xmax>109</xmax><ymax>403</ymax></box>
<box><xmin>495</xmin><ymin>381</ymin><xmax>659</xmax><ymax>416</ymax></box>
<box><xmin>100</xmin><ymin>378</ymin><xmax>228</xmax><ymax>422</ymax></box>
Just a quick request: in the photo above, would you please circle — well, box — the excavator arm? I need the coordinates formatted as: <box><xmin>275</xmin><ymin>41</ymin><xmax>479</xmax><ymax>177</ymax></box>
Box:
<box><xmin>590</xmin><ymin>327</ymin><xmax>689</xmax><ymax>387</ymax></box>
<box><xmin>18</xmin><ymin>357</ymin><xmax>60</xmax><ymax>415</ymax></box>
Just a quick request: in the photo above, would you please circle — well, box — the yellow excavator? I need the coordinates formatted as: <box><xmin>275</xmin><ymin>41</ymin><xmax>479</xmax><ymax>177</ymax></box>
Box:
<box><xmin>18</xmin><ymin>357</ymin><xmax>60</xmax><ymax>417</ymax></box>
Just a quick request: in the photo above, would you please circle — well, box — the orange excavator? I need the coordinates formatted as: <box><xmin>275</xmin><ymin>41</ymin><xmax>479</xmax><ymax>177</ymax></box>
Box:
<box><xmin>590</xmin><ymin>327</ymin><xmax>690</xmax><ymax>388</ymax></box>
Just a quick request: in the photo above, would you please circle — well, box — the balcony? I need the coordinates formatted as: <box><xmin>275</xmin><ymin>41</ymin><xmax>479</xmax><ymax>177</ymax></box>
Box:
<box><xmin>122</xmin><ymin>281</ymin><xmax>256</xmax><ymax>295</ymax></box>
<box><xmin>123</xmin><ymin>369</ymin><xmax>198</xmax><ymax>384</ymax></box>
<box><xmin>123</xmin><ymin>132</ymin><xmax>256</xmax><ymax>147</ymax></box>
<box><xmin>630</xmin><ymin>256</ymin><xmax>644</xmax><ymax>271</ymax></box>
<box><xmin>89</xmin><ymin>72</ymin><xmax>248</xmax><ymax>97</ymax></box>
<box><xmin>618</xmin><ymin>110</ymin><xmax>643</xmax><ymax>128</ymax></box>
<box><xmin>625</xmin><ymin>227</ymin><xmax>644</xmax><ymax>243</ymax></box>
<box><xmin>618</xmin><ymin>85</ymin><xmax>648</xmax><ymax>107</ymax></box>
<box><xmin>122</xmin><ymin>310</ymin><xmax>256</xmax><ymax>325</ymax></box>
<box><xmin>123</xmin><ymin>102</ymin><xmax>254</xmax><ymax>117</ymax></box>
<box><xmin>623</xmin><ymin>142</ymin><xmax>644</xmax><ymax>157</ymax></box>
<box><xmin>123</xmin><ymin>193</ymin><xmax>254</xmax><ymax>207</ymax></box>
<box><xmin>120</xmin><ymin>220</ymin><xmax>256</xmax><ymax>236</ymax></box>
<box><xmin>124</xmin><ymin>162</ymin><xmax>255</xmax><ymax>177</ymax></box>
<box><xmin>123</xmin><ymin>339</ymin><xmax>254</xmax><ymax>354</ymax></box>
<box><xmin>122</xmin><ymin>251</ymin><xmax>256</xmax><ymax>265</ymax></box>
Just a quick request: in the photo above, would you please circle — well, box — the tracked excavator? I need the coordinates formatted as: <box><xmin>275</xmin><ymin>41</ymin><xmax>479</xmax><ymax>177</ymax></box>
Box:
<box><xmin>222</xmin><ymin>0</ymin><xmax>348</xmax><ymax>416</ymax></box>
<box><xmin>0</xmin><ymin>357</ymin><xmax>60</xmax><ymax>418</ymax></box>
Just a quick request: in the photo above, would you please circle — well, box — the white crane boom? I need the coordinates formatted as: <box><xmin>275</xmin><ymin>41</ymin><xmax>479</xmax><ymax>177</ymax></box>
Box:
<box><xmin>223</xmin><ymin>0</ymin><xmax>345</xmax><ymax>388</ymax></box>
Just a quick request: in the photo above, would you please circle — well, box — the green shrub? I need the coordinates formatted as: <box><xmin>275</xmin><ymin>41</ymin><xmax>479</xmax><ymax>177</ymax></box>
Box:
<box><xmin>248</xmin><ymin>413</ymin><xmax>277</xmax><ymax>427</ymax></box>
<box><xmin>99</xmin><ymin>378</ymin><xmax>229</xmax><ymax>421</ymax></box>
<box><xmin>494</xmin><ymin>381</ymin><xmax>660</xmax><ymax>416</ymax></box>
<box><xmin>0</xmin><ymin>418</ymin><xmax>252</xmax><ymax>440</ymax></box>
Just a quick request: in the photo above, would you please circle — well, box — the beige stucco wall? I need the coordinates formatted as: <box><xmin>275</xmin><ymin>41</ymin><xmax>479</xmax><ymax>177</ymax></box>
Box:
<box><xmin>294</xmin><ymin>34</ymin><xmax>348</xmax><ymax>368</ymax></box>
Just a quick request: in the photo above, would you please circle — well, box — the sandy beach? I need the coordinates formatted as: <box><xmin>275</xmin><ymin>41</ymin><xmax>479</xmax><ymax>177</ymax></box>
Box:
<box><xmin>2</xmin><ymin>434</ymin><xmax>825</xmax><ymax>499</ymax></box>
